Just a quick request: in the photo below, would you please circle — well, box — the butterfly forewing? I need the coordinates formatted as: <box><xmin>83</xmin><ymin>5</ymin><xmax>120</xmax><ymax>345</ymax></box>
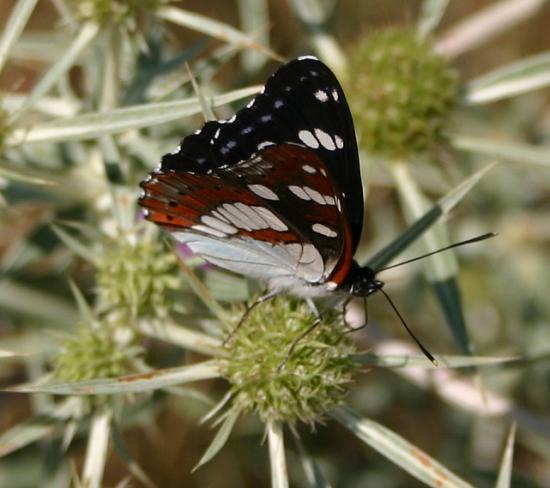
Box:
<box><xmin>160</xmin><ymin>56</ymin><xmax>363</xmax><ymax>251</ymax></box>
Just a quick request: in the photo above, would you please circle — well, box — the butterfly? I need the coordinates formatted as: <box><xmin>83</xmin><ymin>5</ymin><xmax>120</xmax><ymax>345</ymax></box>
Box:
<box><xmin>139</xmin><ymin>56</ymin><xmax>382</xmax><ymax>301</ymax></box>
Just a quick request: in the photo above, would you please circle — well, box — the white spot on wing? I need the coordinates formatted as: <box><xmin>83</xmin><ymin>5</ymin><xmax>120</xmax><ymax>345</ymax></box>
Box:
<box><xmin>241</xmin><ymin>126</ymin><xmax>253</xmax><ymax>134</ymax></box>
<box><xmin>192</xmin><ymin>224</ymin><xmax>226</xmax><ymax>238</ymax></box>
<box><xmin>274</xmin><ymin>99</ymin><xmax>284</xmax><ymax>109</ymax></box>
<box><xmin>201</xmin><ymin>215</ymin><xmax>238</xmax><ymax>234</ymax></box>
<box><xmin>332</xmin><ymin>89</ymin><xmax>339</xmax><ymax>101</ymax></box>
<box><xmin>220</xmin><ymin>203</ymin><xmax>253</xmax><ymax>231</ymax></box>
<box><xmin>255</xmin><ymin>207</ymin><xmax>288</xmax><ymax>231</ymax></box>
<box><xmin>234</xmin><ymin>202</ymin><xmax>267</xmax><ymax>228</ymax></box>
<box><xmin>248</xmin><ymin>184</ymin><xmax>279</xmax><ymax>201</ymax></box>
<box><xmin>298</xmin><ymin>130</ymin><xmax>319</xmax><ymax>149</ymax></box>
<box><xmin>288</xmin><ymin>185</ymin><xmax>311</xmax><ymax>201</ymax></box>
<box><xmin>214</xmin><ymin>128</ymin><xmax>221</xmax><ymax>139</ymax></box>
<box><xmin>298</xmin><ymin>55</ymin><xmax>319</xmax><ymax>61</ymax></box>
<box><xmin>212</xmin><ymin>210</ymin><xmax>230</xmax><ymax>223</ymax></box>
<box><xmin>315</xmin><ymin>128</ymin><xmax>336</xmax><ymax>151</ymax></box>
<box><xmin>324</xmin><ymin>195</ymin><xmax>336</xmax><ymax>205</ymax></box>
<box><xmin>314</xmin><ymin>89</ymin><xmax>329</xmax><ymax>102</ymax></box>
<box><xmin>303</xmin><ymin>186</ymin><xmax>326</xmax><ymax>205</ymax></box>
<box><xmin>286</xmin><ymin>243</ymin><xmax>302</xmax><ymax>259</ymax></box>
<box><xmin>297</xmin><ymin>244</ymin><xmax>324</xmax><ymax>281</ymax></box>
<box><xmin>228</xmin><ymin>115</ymin><xmax>236</xmax><ymax>123</ymax></box>
<box><xmin>302</xmin><ymin>165</ymin><xmax>316</xmax><ymax>174</ymax></box>
<box><xmin>247</xmin><ymin>99</ymin><xmax>255</xmax><ymax>108</ymax></box>
<box><xmin>334</xmin><ymin>135</ymin><xmax>344</xmax><ymax>149</ymax></box>
<box><xmin>260</xmin><ymin>114</ymin><xmax>272</xmax><ymax>123</ymax></box>
<box><xmin>312</xmin><ymin>223</ymin><xmax>337</xmax><ymax>237</ymax></box>
<box><xmin>257</xmin><ymin>141</ymin><xmax>274</xmax><ymax>150</ymax></box>
<box><xmin>300</xmin><ymin>244</ymin><xmax>319</xmax><ymax>263</ymax></box>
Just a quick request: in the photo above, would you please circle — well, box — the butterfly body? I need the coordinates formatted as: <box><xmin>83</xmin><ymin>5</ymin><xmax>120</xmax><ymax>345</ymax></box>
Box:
<box><xmin>139</xmin><ymin>56</ymin><xmax>380</xmax><ymax>299</ymax></box>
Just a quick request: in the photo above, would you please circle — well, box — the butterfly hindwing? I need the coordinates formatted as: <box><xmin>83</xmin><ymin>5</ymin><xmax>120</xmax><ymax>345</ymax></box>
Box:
<box><xmin>141</xmin><ymin>144</ymin><xmax>353</xmax><ymax>291</ymax></box>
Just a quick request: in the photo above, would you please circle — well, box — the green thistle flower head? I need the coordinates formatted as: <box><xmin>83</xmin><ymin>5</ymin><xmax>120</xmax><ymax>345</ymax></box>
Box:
<box><xmin>53</xmin><ymin>325</ymin><xmax>140</xmax><ymax>383</ymax></box>
<box><xmin>346</xmin><ymin>29</ymin><xmax>458</xmax><ymax>159</ymax></box>
<box><xmin>70</xmin><ymin>0</ymin><xmax>169</xmax><ymax>30</ymax></box>
<box><xmin>95</xmin><ymin>235</ymin><xmax>180</xmax><ymax>322</ymax></box>
<box><xmin>221</xmin><ymin>298</ymin><xmax>359</xmax><ymax>426</ymax></box>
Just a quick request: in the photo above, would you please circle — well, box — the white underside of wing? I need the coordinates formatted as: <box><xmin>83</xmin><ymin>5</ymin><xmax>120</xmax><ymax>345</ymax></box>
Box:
<box><xmin>173</xmin><ymin>231</ymin><xmax>334</xmax><ymax>297</ymax></box>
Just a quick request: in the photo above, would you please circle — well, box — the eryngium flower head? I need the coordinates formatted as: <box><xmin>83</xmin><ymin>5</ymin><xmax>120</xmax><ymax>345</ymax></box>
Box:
<box><xmin>346</xmin><ymin>29</ymin><xmax>458</xmax><ymax>159</ymax></box>
<box><xmin>95</xmin><ymin>236</ymin><xmax>179</xmax><ymax>322</ymax></box>
<box><xmin>70</xmin><ymin>0</ymin><xmax>168</xmax><ymax>31</ymax></box>
<box><xmin>221</xmin><ymin>297</ymin><xmax>359</xmax><ymax>426</ymax></box>
<box><xmin>54</xmin><ymin>325</ymin><xmax>141</xmax><ymax>383</ymax></box>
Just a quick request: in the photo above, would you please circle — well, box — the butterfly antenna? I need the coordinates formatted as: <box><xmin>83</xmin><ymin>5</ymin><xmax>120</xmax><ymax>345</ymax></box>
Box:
<box><xmin>377</xmin><ymin>286</ymin><xmax>438</xmax><ymax>366</ymax></box>
<box><xmin>376</xmin><ymin>232</ymin><xmax>497</xmax><ymax>273</ymax></box>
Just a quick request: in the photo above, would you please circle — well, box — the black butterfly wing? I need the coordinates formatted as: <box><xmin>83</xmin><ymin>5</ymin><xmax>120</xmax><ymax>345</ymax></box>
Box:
<box><xmin>160</xmin><ymin>56</ymin><xmax>364</xmax><ymax>252</ymax></box>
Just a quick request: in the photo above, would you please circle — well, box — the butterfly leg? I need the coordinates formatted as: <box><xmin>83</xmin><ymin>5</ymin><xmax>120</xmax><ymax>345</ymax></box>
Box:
<box><xmin>278</xmin><ymin>298</ymin><xmax>322</xmax><ymax>370</ymax></box>
<box><xmin>223</xmin><ymin>290</ymin><xmax>279</xmax><ymax>346</ymax></box>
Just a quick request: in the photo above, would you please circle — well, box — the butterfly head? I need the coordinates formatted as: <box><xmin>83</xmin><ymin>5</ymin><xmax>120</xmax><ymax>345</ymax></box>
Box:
<box><xmin>341</xmin><ymin>261</ymin><xmax>384</xmax><ymax>297</ymax></box>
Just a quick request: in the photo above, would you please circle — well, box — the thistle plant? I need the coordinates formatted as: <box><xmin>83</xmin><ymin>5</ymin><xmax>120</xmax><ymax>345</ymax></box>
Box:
<box><xmin>344</xmin><ymin>26</ymin><xmax>471</xmax><ymax>356</ymax></box>
<box><xmin>53</xmin><ymin>323</ymin><xmax>140</xmax><ymax>384</ymax></box>
<box><xmin>346</xmin><ymin>29</ymin><xmax>458</xmax><ymax>158</ymax></box>
<box><xmin>1</xmin><ymin>1</ymin><xmax>550</xmax><ymax>487</ymax></box>
<box><xmin>71</xmin><ymin>0</ymin><xmax>169</xmax><ymax>26</ymax></box>
<box><xmin>94</xmin><ymin>234</ymin><xmax>180</xmax><ymax>322</ymax></box>
<box><xmin>221</xmin><ymin>298</ymin><xmax>357</xmax><ymax>426</ymax></box>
